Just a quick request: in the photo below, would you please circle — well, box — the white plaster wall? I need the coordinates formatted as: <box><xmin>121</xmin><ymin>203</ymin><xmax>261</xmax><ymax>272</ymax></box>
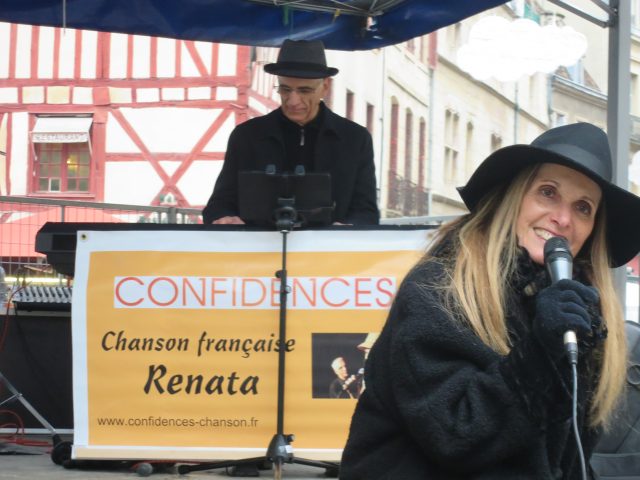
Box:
<box><xmin>0</xmin><ymin>23</ymin><xmax>10</xmax><ymax>79</ymax></box>
<box><xmin>157</xmin><ymin>37</ymin><xmax>175</xmax><ymax>78</ymax></box>
<box><xmin>195</xmin><ymin>41</ymin><xmax>212</xmax><ymax>75</ymax></box>
<box><xmin>106</xmin><ymin>112</ymin><xmax>140</xmax><ymax>153</ymax></box>
<box><xmin>158</xmin><ymin>161</ymin><xmax>180</xmax><ymax>177</ymax></box>
<box><xmin>81</xmin><ymin>30</ymin><xmax>97</xmax><ymax>79</ymax></box>
<box><xmin>0</xmin><ymin>115</ymin><xmax>6</xmax><ymax>195</ymax></box>
<box><xmin>110</xmin><ymin>33</ymin><xmax>128</xmax><ymax>79</ymax></box>
<box><xmin>180</xmin><ymin>42</ymin><xmax>199</xmax><ymax>77</ymax></box>
<box><xmin>15</xmin><ymin>24</ymin><xmax>31</xmax><ymax>79</ymax></box>
<box><xmin>104</xmin><ymin>162</ymin><xmax>163</xmax><ymax>204</ymax></box>
<box><xmin>177</xmin><ymin>160</ymin><xmax>223</xmax><ymax>205</ymax></box>
<box><xmin>248</xmin><ymin>95</ymin><xmax>270</xmax><ymax>116</ymax></box>
<box><xmin>9</xmin><ymin>112</ymin><xmax>29</xmax><ymax>195</ymax></box>
<box><xmin>58</xmin><ymin>28</ymin><xmax>76</xmax><ymax>79</ymax></box>
<box><xmin>187</xmin><ymin>87</ymin><xmax>211</xmax><ymax>101</ymax></box>
<box><xmin>133</xmin><ymin>35</ymin><xmax>150</xmax><ymax>78</ymax></box>
<box><xmin>119</xmin><ymin>107</ymin><xmax>225</xmax><ymax>153</ymax></box>
<box><xmin>37</xmin><ymin>27</ymin><xmax>54</xmax><ymax>79</ymax></box>
<box><xmin>216</xmin><ymin>87</ymin><xmax>237</xmax><ymax>101</ymax></box>
<box><xmin>73</xmin><ymin>86</ymin><xmax>93</xmax><ymax>104</ymax></box>
<box><xmin>161</xmin><ymin>88</ymin><xmax>184</xmax><ymax>101</ymax></box>
<box><xmin>204</xmin><ymin>113</ymin><xmax>236</xmax><ymax>151</ymax></box>
<box><xmin>217</xmin><ymin>43</ymin><xmax>237</xmax><ymax>76</ymax></box>
<box><xmin>0</xmin><ymin>88</ymin><xmax>18</xmax><ymax>103</ymax></box>
<box><xmin>136</xmin><ymin>88</ymin><xmax>160</xmax><ymax>103</ymax></box>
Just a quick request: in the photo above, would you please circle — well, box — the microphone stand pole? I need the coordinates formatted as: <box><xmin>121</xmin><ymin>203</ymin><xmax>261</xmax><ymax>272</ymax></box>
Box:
<box><xmin>179</xmin><ymin>199</ymin><xmax>339</xmax><ymax>479</ymax></box>
<box><xmin>267</xmin><ymin>210</ymin><xmax>294</xmax><ymax>479</ymax></box>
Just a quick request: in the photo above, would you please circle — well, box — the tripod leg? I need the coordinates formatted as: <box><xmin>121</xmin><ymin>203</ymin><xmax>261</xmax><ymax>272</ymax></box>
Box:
<box><xmin>0</xmin><ymin>372</ymin><xmax>58</xmax><ymax>434</ymax></box>
<box><xmin>227</xmin><ymin>463</ymin><xmax>260</xmax><ymax>477</ymax></box>
<box><xmin>0</xmin><ymin>371</ymin><xmax>71</xmax><ymax>464</ymax></box>
<box><xmin>273</xmin><ymin>459</ymin><xmax>283</xmax><ymax>480</ymax></box>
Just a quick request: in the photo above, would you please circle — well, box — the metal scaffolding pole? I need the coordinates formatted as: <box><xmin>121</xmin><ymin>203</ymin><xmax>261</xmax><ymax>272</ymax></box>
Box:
<box><xmin>607</xmin><ymin>0</ymin><xmax>631</xmax><ymax>306</ymax></box>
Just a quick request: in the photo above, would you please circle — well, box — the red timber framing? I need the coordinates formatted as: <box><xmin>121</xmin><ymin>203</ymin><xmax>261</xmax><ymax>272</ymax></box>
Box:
<box><xmin>0</xmin><ymin>22</ymin><xmax>272</xmax><ymax>208</ymax></box>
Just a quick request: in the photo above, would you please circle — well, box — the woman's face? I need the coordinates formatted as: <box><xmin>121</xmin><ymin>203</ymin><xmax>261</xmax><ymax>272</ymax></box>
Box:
<box><xmin>516</xmin><ymin>163</ymin><xmax>602</xmax><ymax>265</ymax></box>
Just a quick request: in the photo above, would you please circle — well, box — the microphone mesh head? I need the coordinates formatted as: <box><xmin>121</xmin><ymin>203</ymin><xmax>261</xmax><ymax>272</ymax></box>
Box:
<box><xmin>543</xmin><ymin>236</ymin><xmax>571</xmax><ymax>262</ymax></box>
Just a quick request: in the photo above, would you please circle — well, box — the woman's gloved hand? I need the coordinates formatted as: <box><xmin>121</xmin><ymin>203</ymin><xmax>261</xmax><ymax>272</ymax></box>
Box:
<box><xmin>533</xmin><ymin>279</ymin><xmax>600</xmax><ymax>361</ymax></box>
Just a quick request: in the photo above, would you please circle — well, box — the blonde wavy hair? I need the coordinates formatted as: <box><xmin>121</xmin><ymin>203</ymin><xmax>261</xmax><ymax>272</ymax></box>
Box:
<box><xmin>424</xmin><ymin>164</ymin><xmax>626</xmax><ymax>427</ymax></box>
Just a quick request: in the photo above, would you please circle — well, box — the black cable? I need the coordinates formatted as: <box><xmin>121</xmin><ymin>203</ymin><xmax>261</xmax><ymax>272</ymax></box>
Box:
<box><xmin>570</xmin><ymin>361</ymin><xmax>587</xmax><ymax>480</ymax></box>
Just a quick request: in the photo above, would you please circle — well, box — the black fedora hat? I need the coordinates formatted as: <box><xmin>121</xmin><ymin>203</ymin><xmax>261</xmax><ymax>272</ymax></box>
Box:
<box><xmin>458</xmin><ymin>122</ymin><xmax>640</xmax><ymax>267</ymax></box>
<box><xmin>264</xmin><ymin>39</ymin><xmax>338</xmax><ymax>79</ymax></box>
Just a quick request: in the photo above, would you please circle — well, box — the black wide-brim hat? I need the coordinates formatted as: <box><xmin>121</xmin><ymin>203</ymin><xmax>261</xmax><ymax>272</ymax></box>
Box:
<box><xmin>457</xmin><ymin>122</ymin><xmax>640</xmax><ymax>267</ymax></box>
<box><xmin>264</xmin><ymin>39</ymin><xmax>338</xmax><ymax>78</ymax></box>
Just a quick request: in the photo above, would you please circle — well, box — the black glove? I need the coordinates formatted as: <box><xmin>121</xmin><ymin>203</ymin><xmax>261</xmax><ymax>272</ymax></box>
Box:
<box><xmin>533</xmin><ymin>279</ymin><xmax>600</xmax><ymax>361</ymax></box>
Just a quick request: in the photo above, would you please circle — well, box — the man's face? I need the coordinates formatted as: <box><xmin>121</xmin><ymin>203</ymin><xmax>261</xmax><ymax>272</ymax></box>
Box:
<box><xmin>277</xmin><ymin>76</ymin><xmax>329</xmax><ymax>125</ymax></box>
<box><xmin>332</xmin><ymin>358</ymin><xmax>348</xmax><ymax>380</ymax></box>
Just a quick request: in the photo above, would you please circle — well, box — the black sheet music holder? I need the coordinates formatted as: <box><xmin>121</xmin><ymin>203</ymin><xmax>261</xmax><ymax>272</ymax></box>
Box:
<box><xmin>238</xmin><ymin>168</ymin><xmax>333</xmax><ymax>228</ymax></box>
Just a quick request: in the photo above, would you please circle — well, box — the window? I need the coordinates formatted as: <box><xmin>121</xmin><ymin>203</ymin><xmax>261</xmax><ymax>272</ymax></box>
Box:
<box><xmin>366</xmin><ymin>103</ymin><xmax>375</xmax><ymax>135</ymax></box>
<box><xmin>387</xmin><ymin>99</ymin><xmax>400</xmax><ymax>209</ymax></box>
<box><xmin>567</xmin><ymin>59</ymin><xmax>585</xmax><ymax>85</ymax></box>
<box><xmin>404</xmin><ymin>109</ymin><xmax>413</xmax><ymax>181</ymax></box>
<box><xmin>346</xmin><ymin>90</ymin><xmax>354</xmax><ymax>120</ymax></box>
<box><xmin>444</xmin><ymin>109</ymin><xmax>459</xmax><ymax>184</ymax></box>
<box><xmin>419</xmin><ymin>36</ymin><xmax>430</xmax><ymax>66</ymax></box>
<box><xmin>552</xmin><ymin>111</ymin><xmax>567</xmax><ymax>128</ymax></box>
<box><xmin>418</xmin><ymin>118</ymin><xmax>426</xmax><ymax>188</ymax></box>
<box><xmin>31</xmin><ymin>116</ymin><xmax>93</xmax><ymax>194</ymax></box>
<box><xmin>35</xmin><ymin>143</ymin><xmax>91</xmax><ymax>192</ymax></box>
<box><xmin>633</xmin><ymin>0</ymin><xmax>640</xmax><ymax>31</ymax></box>
<box><xmin>324</xmin><ymin>78</ymin><xmax>334</xmax><ymax>109</ymax></box>
<box><xmin>389</xmin><ymin>100</ymin><xmax>399</xmax><ymax>174</ymax></box>
<box><xmin>406</xmin><ymin>38</ymin><xmax>416</xmax><ymax>55</ymax></box>
<box><xmin>447</xmin><ymin>23</ymin><xmax>462</xmax><ymax>53</ymax></box>
<box><xmin>632</xmin><ymin>73</ymin><xmax>639</xmax><ymax>116</ymax></box>
<box><xmin>444</xmin><ymin>148</ymin><xmax>458</xmax><ymax>184</ymax></box>
<box><xmin>491</xmin><ymin>132</ymin><xmax>502</xmax><ymax>152</ymax></box>
<box><xmin>508</xmin><ymin>0</ymin><xmax>525</xmax><ymax>17</ymax></box>
<box><xmin>465</xmin><ymin>121</ymin><xmax>474</xmax><ymax>178</ymax></box>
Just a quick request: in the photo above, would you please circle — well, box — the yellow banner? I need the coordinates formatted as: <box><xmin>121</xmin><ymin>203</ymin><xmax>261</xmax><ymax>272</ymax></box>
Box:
<box><xmin>71</xmin><ymin>229</ymin><xmax>432</xmax><ymax>460</ymax></box>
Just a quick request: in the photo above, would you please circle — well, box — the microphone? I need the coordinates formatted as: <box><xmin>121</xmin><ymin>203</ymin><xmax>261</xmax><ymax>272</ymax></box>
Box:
<box><xmin>343</xmin><ymin>375</ymin><xmax>357</xmax><ymax>389</ymax></box>
<box><xmin>342</xmin><ymin>369</ymin><xmax>365</xmax><ymax>390</ymax></box>
<box><xmin>543</xmin><ymin>236</ymin><xmax>578</xmax><ymax>364</ymax></box>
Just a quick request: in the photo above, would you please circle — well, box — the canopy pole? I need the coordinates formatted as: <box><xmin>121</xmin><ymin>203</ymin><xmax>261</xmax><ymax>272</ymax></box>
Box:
<box><xmin>607</xmin><ymin>0</ymin><xmax>631</xmax><ymax>307</ymax></box>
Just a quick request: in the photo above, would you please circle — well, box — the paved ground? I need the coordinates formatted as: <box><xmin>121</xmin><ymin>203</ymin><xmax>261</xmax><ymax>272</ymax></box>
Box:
<box><xmin>0</xmin><ymin>436</ymin><xmax>338</xmax><ymax>479</ymax></box>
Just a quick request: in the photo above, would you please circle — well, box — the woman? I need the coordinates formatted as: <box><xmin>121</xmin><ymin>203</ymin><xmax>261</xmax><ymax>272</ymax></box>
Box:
<box><xmin>340</xmin><ymin>123</ymin><xmax>640</xmax><ymax>479</ymax></box>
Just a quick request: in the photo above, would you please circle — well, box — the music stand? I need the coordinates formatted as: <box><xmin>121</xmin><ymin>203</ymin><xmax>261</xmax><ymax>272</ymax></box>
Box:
<box><xmin>238</xmin><ymin>169</ymin><xmax>334</xmax><ymax>227</ymax></box>
<box><xmin>178</xmin><ymin>171</ymin><xmax>339</xmax><ymax>479</ymax></box>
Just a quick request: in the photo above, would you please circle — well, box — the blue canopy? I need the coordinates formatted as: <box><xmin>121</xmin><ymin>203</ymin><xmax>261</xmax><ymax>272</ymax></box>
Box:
<box><xmin>0</xmin><ymin>0</ymin><xmax>507</xmax><ymax>50</ymax></box>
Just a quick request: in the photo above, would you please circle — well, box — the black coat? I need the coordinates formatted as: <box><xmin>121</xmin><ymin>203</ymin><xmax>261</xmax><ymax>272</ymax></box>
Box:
<box><xmin>340</xmin><ymin>254</ymin><xmax>601</xmax><ymax>479</ymax></box>
<box><xmin>202</xmin><ymin>104</ymin><xmax>380</xmax><ymax>225</ymax></box>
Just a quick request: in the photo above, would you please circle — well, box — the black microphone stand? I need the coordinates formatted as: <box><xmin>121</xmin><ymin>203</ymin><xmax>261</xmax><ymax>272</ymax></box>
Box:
<box><xmin>179</xmin><ymin>198</ymin><xmax>339</xmax><ymax>478</ymax></box>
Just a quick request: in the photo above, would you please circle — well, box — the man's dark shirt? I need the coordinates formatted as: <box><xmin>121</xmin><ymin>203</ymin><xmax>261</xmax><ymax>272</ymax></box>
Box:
<box><xmin>279</xmin><ymin>106</ymin><xmax>322</xmax><ymax>174</ymax></box>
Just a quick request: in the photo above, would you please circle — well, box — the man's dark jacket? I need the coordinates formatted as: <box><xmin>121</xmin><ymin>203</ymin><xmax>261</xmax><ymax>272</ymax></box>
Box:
<box><xmin>202</xmin><ymin>104</ymin><xmax>379</xmax><ymax>225</ymax></box>
<box><xmin>340</xmin><ymin>252</ymin><xmax>602</xmax><ymax>479</ymax></box>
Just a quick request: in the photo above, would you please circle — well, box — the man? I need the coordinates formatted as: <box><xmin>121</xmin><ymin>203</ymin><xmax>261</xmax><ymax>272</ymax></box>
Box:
<box><xmin>329</xmin><ymin>357</ymin><xmax>360</xmax><ymax>399</ymax></box>
<box><xmin>202</xmin><ymin>39</ymin><xmax>380</xmax><ymax>226</ymax></box>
